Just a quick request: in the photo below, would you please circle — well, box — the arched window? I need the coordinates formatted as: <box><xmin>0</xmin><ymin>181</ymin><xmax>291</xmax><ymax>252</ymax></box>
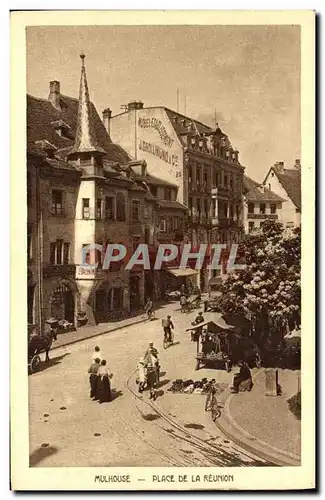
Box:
<box><xmin>116</xmin><ymin>192</ymin><xmax>126</xmax><ymax>221</ymax></box>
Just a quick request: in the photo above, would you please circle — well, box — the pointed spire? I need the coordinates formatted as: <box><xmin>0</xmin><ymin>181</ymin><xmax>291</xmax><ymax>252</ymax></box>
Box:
<box><xmin>70</xmin><ymin>53</ymin><xmax>106</xmax><ymax>155</ymax></box>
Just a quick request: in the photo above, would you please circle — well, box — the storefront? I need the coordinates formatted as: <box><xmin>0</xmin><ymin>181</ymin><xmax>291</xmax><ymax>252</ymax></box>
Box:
<box><xmin>95</xmin><ymin>283</ymin><xmax>125</xmax><ymax>323</ymax></box>
<box><xmin>162</xmin><ymin>267</ymin><xmax>199</xmax><ymax>294</ymax></box>
<box><xmin>50</xmin><ymin>282</ymin><xmax>75</xmax><ymax>323</ymax></box>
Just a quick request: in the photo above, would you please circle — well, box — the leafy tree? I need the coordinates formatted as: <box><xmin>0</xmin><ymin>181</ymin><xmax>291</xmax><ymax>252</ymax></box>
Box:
<box><xmin>218</xmin><ymin>219</ymin><xmax>301</xmax><ymax>354</ymax></box>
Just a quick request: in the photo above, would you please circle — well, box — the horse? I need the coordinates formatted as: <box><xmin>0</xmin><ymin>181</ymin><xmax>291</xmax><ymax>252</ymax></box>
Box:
<box><xmin>28</xmin><ymin>326</ymin><xmax>57</xmax><ymax>363</ymax></box>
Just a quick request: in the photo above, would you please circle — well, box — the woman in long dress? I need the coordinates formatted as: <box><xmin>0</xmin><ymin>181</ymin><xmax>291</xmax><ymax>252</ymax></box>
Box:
<box><xmin>96</xmin><ymin>360</ymin><xmax>112</xmax><ymax>403</ymax></box>
<box><xmin>137</xmin><ymin>357</ymin><xmax>146</xmax><ymax>393</ymax></box>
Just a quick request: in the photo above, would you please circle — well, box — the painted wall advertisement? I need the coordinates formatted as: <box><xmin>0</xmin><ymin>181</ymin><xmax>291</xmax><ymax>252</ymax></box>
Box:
<box><xmin>136</xmin><ymin>109</ymin><xmax>183</xmax><ymax>180</ymax></box>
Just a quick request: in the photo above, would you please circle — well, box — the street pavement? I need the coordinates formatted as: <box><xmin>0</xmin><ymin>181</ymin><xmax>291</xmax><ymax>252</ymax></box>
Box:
<box><xmin>29</xmin><ymin>302</ymin><xmax>271</xmax><ymax>467</ymax></box>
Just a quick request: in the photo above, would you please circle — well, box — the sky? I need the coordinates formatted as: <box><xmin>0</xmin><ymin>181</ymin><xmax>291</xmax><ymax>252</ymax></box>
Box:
<box><xmin>26</xmin><ymin>25</ymin><xmax>300</xmax><ymax>181</ymax></box>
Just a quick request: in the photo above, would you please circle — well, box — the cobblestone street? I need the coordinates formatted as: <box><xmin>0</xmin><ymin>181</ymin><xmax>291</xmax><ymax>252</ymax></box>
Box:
<box><xmin>29</xmin><ymin>303</ymin><xmax>271</xmax><ymax>467</ymax></box>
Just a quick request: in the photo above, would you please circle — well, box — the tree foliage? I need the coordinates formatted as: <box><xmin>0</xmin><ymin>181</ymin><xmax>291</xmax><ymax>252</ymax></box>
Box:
<box><xmin>218</xmin><ymin>219</ymin><xmax>301</xmax><ymax>345</ymax></box>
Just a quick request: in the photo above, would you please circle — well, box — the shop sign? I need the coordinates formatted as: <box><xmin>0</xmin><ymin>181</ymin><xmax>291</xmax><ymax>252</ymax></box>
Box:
<box><xmin>76</xmin><ymin>266</ymin><xmax>103</xmax><ymax>280</ymax></box>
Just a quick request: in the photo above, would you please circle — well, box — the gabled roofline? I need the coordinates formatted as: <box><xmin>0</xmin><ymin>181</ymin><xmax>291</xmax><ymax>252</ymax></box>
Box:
<box><xmin>111</xmin><ymin>105</ymin><xmax>215</xmax><ymax>132</ymax></box>
<box><xmin>263</xmin><ymin>165</ymin><xmax>300</xmax><ymax>208</ymax></box>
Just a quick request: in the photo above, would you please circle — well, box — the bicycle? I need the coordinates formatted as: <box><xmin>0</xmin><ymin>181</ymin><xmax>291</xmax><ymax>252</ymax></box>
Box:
<box><xmin>205</xmin><ymin>385</ymin><xmax>221</xmax><ymax>421</ymax></box>
<box><xmin>163</xmin><ymin>328</ymin><xmax>174</xmax><ymax>349</ymax></box>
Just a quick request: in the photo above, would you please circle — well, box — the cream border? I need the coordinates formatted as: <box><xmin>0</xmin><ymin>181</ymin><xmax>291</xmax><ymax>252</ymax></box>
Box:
<box><xmin>10</xmin><ymin>10</ymin><xmax>315</xmax><ymax>491</ymax></box>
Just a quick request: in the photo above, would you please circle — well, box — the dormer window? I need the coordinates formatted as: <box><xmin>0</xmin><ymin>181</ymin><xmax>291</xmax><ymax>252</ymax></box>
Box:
<box><xmin>35</xmin><ymin>140</ymin><xmax>58</xmax><ymax>158</ymax></box>
<box><xmin>51</xmin><ymin>119</ymin><xmax>72</xmax><ymax>139</ymax></box>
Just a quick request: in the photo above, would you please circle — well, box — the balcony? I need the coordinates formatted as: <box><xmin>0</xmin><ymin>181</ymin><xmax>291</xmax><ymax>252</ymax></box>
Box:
<box><xmin>217</xmin><ymin>186</ymin><xmax>230</xmax><ymax>196</ymax></box>
<box><xmin>211</xmin><ymin>217</ymin><xmax>239</xmax><ymax>228</ymax></box>
<box><xmin>187</xmin><ymin>214</ymin><xmax>210</xmax><ymax>226</ymax></box>
<box><xmin>157</xmin><ymin>230</ymin><xmax>185</xmax><ymax>242</ymax></box>
<box><xmin>43</xmin><ymin>264</ymin><xmax>76</xmax><ymax>278</ymax></box>
<box><xmin>248</xmin><ymin>213</ymin><xmax>278</xmax><ymax>220</ymax></box>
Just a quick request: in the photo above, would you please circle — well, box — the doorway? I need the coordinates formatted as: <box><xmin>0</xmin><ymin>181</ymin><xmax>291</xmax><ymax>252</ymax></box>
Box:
<box><xmin>95</xmin><ymin>287</ymin><xmax>112</xmax><ymax>323</ymax></box>
<box><xmin>64</xmin><ymin>289</ymin><xmax>75</xmax><ymax>323</ymax></box>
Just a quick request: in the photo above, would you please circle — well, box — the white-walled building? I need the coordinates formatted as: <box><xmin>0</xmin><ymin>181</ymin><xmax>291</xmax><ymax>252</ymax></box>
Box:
<box><xmin>262</xmin><ymin>160</ymin><xmax>301</xmax><ymax>229</ymax></box>
<box><xmin>243</xmin><ymin>175</ymin><xmax>285</xmax><ymax>233</ymax></box>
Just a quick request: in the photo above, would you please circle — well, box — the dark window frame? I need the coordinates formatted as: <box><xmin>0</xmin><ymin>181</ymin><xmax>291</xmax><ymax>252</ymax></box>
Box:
<box><xmin>82</xmin><ymin>198</ymin><xmax>90</xmax><ymax>219</ymax></box>
<box><xmin>51</xmin><ymin>189</ymin><xmax>63</xmax><ymax>215</ymax></box>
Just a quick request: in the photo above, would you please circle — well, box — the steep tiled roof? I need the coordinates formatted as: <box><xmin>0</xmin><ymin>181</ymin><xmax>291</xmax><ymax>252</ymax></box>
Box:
<box><xmin>164</xmin><ymin>108</ymin><xmax>213</xmax><ymax>137</ymax></box>
<box><xmin>244</xmin><ymin>175</ymin><xmax>286</xmax><ymax>203</ymax></box>
<box><xmin>138</xmin><ymin>173</ymin><xmax>177</xmax><ymax>187</ymax></box>
<box><xmin>45</xmin><ymin>157</ymin><xmax>80</xmax><ymax>173</ymax></box>
<box><xmin>275</xmin><ymin>169</ymin><xmax>301</xmax><ymax>209</ymax></box>
<box><xmin>156</xmin><ymin>200</ymin><xmax>188</xmax><ymax>211</ymax></box>
<box><xmin>27</xmin><ymin>94</ymin><xmax>131</xmax><ymax>164</ymax></box>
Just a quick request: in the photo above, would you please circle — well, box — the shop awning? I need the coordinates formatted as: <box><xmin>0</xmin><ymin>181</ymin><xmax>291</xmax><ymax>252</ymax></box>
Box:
<box><xmin>165</xmin><ymin>268</ymin><xmax>199</xmax><ymax>278</ymax></box>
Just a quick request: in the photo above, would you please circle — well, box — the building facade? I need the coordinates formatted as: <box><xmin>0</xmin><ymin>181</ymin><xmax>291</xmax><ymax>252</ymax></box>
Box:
<box><xmin>110</xmin><ymin>104</ymin><xmax>245</xmax><ymax>288</ymax></box>
<box><xmin>243</xmin><ymin>175</ymin><xmax>285</xmax><ymax>233</ymax></box>
<box><xmin>262</xmin><ymin>160</ymin><xmax>301</xmax><ymax>229</ymax></box>
<box><xmin>27</xmin><ymin>55</ymin><xmax>187</xmax><ymax>331</ymax></box>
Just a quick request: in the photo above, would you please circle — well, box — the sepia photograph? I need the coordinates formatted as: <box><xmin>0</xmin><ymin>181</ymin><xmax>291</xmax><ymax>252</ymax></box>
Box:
<box><xmin>10</xmin><ymin>10</ymin><xmax>315</xmax><ymax>491</ymax></box>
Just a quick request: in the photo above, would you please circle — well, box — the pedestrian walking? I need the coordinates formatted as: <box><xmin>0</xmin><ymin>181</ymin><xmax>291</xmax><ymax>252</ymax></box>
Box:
<box><xmin>191</xmin><ymin>311</ymin><xmax>205</xmax><ymax>341</ymax></box>
<box><xmin>144</xmin><ymin>298</ymin><xmax>154</xmax><ymax>320</ymax></box>
<box><xmin>144</xmin><ymin>343</ymin><xmax>160</xmax><ymax>387</ymax></box>
<box><xmin>92</xmin><ymin>345</ymin><xmax>103</xmax><ymax>363</ymax></box>
<box><xmin>180</xmin><ymin>294</ymin><xmax>188</xmax><ymax>313</ymax></box>
<box><xmin>88</xmin><ymin>357</ymin><xmax>100</xmax><ymax>399</ymax></box>
<box><xmin>96</xmin><ymin>360</ymin><xmax>113</xmax><ymax>403</ymax></box>
<box><xmin>137</xmin><ymin>357</ymin><xmax>147</xmax><ymax>393</ymax></box>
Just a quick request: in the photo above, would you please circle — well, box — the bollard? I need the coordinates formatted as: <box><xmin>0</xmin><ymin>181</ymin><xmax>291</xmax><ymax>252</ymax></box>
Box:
<box><xmin>265</xmin><ymin>368</ymin><xmax>278</xmax><ymax>396</ymax></box>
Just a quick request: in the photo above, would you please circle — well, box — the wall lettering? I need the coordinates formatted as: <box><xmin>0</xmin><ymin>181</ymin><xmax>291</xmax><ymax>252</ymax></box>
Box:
<box><xmin>138</xmin><ymin>117</ymin><xmax>174</xmax><ymax>148</ymax></box>
<box><xmin>139</xmin><ymin>140</ymin><xmax>179</xmax><ymax>168</ymax></box>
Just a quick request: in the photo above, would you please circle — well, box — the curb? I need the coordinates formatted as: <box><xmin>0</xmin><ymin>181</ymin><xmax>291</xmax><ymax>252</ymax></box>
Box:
<box><xmin>215</xmin><ymin>369</ymin><xmax>301</xmax><ymax>467</ymax></box>
<box><xmin>51</xmin><ymin>316</ymin><xmax>147</xmax><ymax>351</ymax></box>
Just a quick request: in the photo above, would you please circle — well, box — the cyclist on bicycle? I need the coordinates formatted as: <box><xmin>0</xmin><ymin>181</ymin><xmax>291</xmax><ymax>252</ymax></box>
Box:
<box><xmin>145</xmin><ymin>298</ymin><xmax>154</xmax><ymax>320</ymax></box>
<box><xmin>163</xmin><ymin>315</ymin><xmax>174</xmax><ymax>343</ymax></box>
<box><xmin>205</xmin><ymin>379</ymin><xmax>221</xmax><ymax>420</ymax></box>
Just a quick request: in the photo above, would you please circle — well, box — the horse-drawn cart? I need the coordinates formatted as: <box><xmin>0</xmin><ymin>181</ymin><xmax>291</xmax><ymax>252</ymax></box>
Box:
<box><xmin>28</xmin><ymin>319</ymin><xmax>58</xmax><ymax>373</ymax></box>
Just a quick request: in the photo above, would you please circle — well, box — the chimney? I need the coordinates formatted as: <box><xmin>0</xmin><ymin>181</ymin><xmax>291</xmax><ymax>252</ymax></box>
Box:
<box><xmin>127</xmin><ymin>101</ymin><xmax>144</xmax><ymax>111</ymax></box>
<box><xmin>48</xmin><ymin>81</ymin><xmax>61</xmax><ymax>110</ymax></box>
<box><xmin>102</xmin><ymin>108</ymin><xmax>112</xmax><ymax>135</ymax></box>
<box><xmin>275</xmin><ymin>161</ymin><xmax>284</xmax><ymax>174</ymax></box>
<box><xmin>295</xmin><ymin>158</ymin><xmax>301</xmax><ymax>170</ymax></box>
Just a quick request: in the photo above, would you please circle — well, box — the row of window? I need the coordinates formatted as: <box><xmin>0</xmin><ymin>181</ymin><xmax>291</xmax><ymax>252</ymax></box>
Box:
<box><xmin>188</xmin><ymin>198</ymin><xmax>241</xmax><ymax>219</ymax></box>
<box><xmin>52</xmin><ymin>189</ymin><xmax>146</xmax><ymax>221</ymax></box>
<box><xmin>81</xmin><ymin>194</ymin><xmax>127</xmax><ymax>221</ymax></box>
<box><xmin>188</xmin><ymin>166</ymin><xmax>242</xmax><ymax>191</ymax></box>
<box><xmin>158</xmin><ymin>216</ymin><xmax>183</xmax><ymax>233</ymax></box>
<box><xmin>248</xmin><ymin>203</ymin><xmax>277</xmax><ymax>215</ymax></box>
<box><xmin>188</xmin><ymin>197</ymin><xmax>210</xmax><ymax>215</ymax></box>
<box><xmin>211</xmin><ymin>200</ymin><xmax>241</xmax><ymax>219</ymax></box>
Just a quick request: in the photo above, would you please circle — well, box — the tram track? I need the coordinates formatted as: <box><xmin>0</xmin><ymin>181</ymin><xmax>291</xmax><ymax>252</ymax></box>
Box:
<box><xmin>126</xmin><ymin>370</ymin><xmax>274</xmax><ymax>467</ymax></box>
